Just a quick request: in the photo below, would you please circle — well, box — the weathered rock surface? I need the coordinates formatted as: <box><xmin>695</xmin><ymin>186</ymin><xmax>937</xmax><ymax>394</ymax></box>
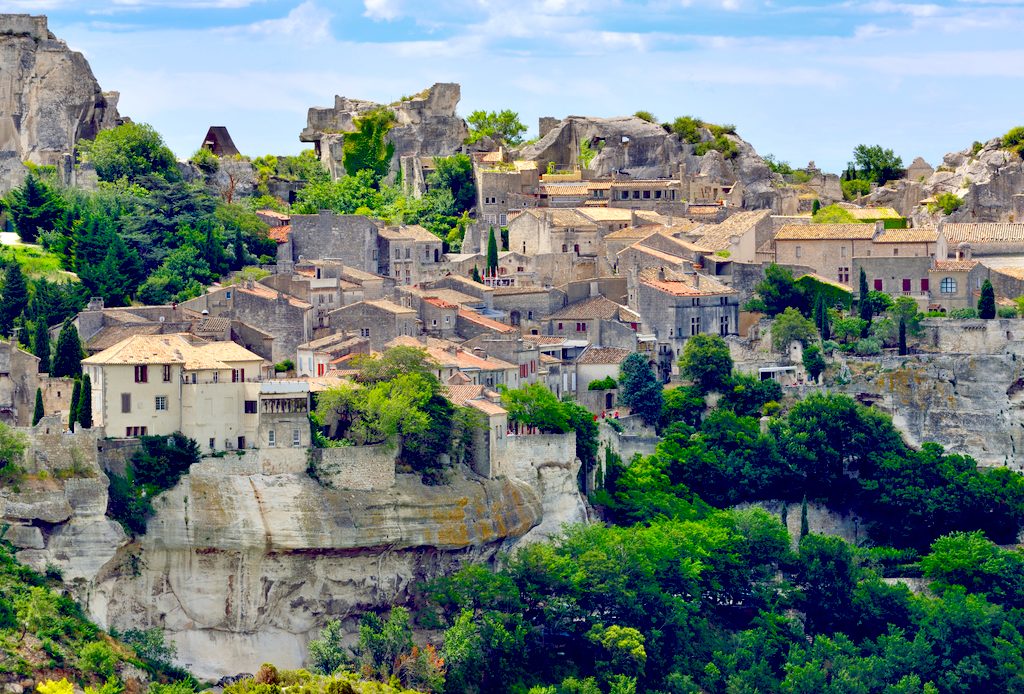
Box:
<box><xmin>518</xmin><ymin>114</ymin><xmax>799</xmax><ymax>212</ymax></box>
<box><xmin>0</xmin><ymin>15</ymin><xmax>120</xmax><ymax>191</ymax></box>
<box><xmin>300</xmin><ymin>83</ymin><xmax>468</xmax><ymax>181</ymax></box>
<box><xmin>863</xmin><ymin>138</ymin><xmax>1024</xmax><ymax>223</ymax></box>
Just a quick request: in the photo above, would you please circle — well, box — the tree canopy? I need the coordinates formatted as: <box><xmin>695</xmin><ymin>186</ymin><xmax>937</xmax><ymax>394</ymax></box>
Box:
<box><xmin>466</xmin><ymin>110</ymin><xmax>527</xmax><ymax>146</ymax></box>
<box><xmin>78</xmin><ymin>122</ymin><xmax>179</xmax><ymax>184</ymax></box>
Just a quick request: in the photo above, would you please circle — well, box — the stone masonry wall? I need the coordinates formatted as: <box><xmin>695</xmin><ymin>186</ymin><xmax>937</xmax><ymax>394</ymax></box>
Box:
<box><xmin>312</xmin><ymin>445</ymin><xmax>396</xmax><ymax>490</ymax></box>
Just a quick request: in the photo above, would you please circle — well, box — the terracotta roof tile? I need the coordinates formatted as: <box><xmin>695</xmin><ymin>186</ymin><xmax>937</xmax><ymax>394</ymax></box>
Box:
<box><xmin>775</xmin><ymin>224</ymin><xmax>876</xmax><ymax>241</ymax></box>
<box><xmin>875</xmin><ymin>227</ymin><xmax>939</xmax><ymax>243</ymax></box>
<box><xmin>942</xmin><ymin>223</ymin><xmax>1024</xmax><ymax>245</ymax></box>
<box><xmin>933</xmin><ymin>259</ymin><xmax>979</xmax><ymax>272</ymax></box>
<box><xmin>547</xmin><ymin>296</ymin><xmax>626</xmax><ymax>321</ymax></box>
<box><xmin>457</xmin><ymin>309</ymin><xmax>517</xmax><ymax>333</ymax></box>
<box><xmin>576</xmin><ymin>347</ymin><xmax>632</xmax><ymax>365</ymax></box>
<box><xmin>268</xmin><ymin>224</ymin><xmax>291</xmax><ymax>243</ymax></box>
<box><xmin>639</xmin><ymin>267</ymin><xmax>737</xmax><ymax>297</ymax></box>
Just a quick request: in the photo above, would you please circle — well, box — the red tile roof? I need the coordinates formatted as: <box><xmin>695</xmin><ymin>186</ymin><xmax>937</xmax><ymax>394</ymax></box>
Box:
<box><xmin>268</xmin><ymin>224</ymin><xmax>291</xmax><ymax>243</ymax></box>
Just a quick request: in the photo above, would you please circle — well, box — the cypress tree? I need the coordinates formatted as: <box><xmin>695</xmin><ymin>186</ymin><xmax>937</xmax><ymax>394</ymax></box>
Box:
<box><xmin>486</xmin><ymin>227</ymin><xmax>499</xmax><ymax>273</ymax></box>
<box><xmin>32</xmin><ymin>388</ymin><xmax>44</xmax><ymax>426</ymax></box>
<box><xmin>0</xmin><ymin>260</ymin><xmax>28</xmax><ymax>339</ymax></box>
<box><xmin>77</xmin><ymin>374</ymin><xmax>92</xmax><ymax>429</ymax></box>
<box><xmin>858</xmin><ymin>268</ymin><xmax>873</xmax><ymax>331</ymax></box>
<box><xmin>470</xmin><ymin>266</ymin><xmax>482</xmax><ymax>283</ymax></box>
<box><xmin>815</xmin><ymin>294</ymin><xmax>831</xmax><ymax>341</ymax></box>
<box><xmin>233</xmin><ymin>226</ymin><xmax>246</xmax><ymax>271</ymax></box>
<box><xmin>68</xmin><ymin>379</ymin><xmax>81</xmax><ymax>431</ymax></box>
<box><xmin>978</xmin><ymin>279</ymin><xmax>996</xmax><ymax>319</ymax></box>
<box><xmin>811</xmin><ymin>198</ymin><xmax>821</xmax><ymax>215</ymax></box>
<box><xmin>52</xmin><ymin>318</ymin><xmax>83</xmax><ymax>378</ymax></box>
<box><xmin>898</xmin><ymin>317</ymin><xmax>908</xmax><ymax>355</ymax></box>
<box><xmin>33</xmin><ymin>319</ymin><xmax>50</xmax><ymax>373</ymax></box>
<box><xmin>800</xmin><ymin>495</ymin><xmax>810</xmax><ymax>539</ymax></box>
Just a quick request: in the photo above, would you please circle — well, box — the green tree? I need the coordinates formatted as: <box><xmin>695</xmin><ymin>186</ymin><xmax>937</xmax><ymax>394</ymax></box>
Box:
<box><xmin>51</xmin><ymin>319</ymin><xmax>82</xmax><ymax>378</ymax></box>
<box><xmin>678</xmin><ymin>334</ymin><xmax>733</xmax><ymax>393</ymax></box>
<box><xmin>342</xmin><ymin>107</ymin><xmax>396</xmax><ymax>186</ymax></box>
<box><xmin>771</xmin><ymin>307</ymin><xmax>818</xmax><ymax>353</ymax></box>
<box><xmin>68</xmin><ymin>379</ymin><xmax>81</xmax><ymax>431</ymax></box>
<box><xmin>466</xmin><ymin>110</ymin><xmax>527</xmax><ymax>146</ymax></box>
<box><xmin>471</xmin><ymin>266</ymin><xmax>482</xmax><ymax>283</ymax></box>
<box><xmin>748</xmin><ymin>264</ymin><xmax>804</xmax><ymax>316</ymax></box>
<box><xmin>812</xmin><ymin>204</ymin><xmax>857</xmax><ymax>224</ymax></box>
<box><xmin>660</xmin><ymin>385</ymin><xmax>705</xmax><ymax>429</ymax></box>
<box><xmin>486</xmin><ymin>227</ymin><xmax>499</xmax><ymax>273</ymax></box>
<box><xmin>0</xmin><ymin>260</ymin><xmax>28</xmax><ymax>338</ymax></box>
<box><xmin>978</xmin><ymin>279</ymin><xmax>996</xmax><ymax>319</ymax></box>
<box><xmin>5</xmin><ymin>171</ymin><xmax>66</xmax><ymax>243</ymax></box>
<box><xmin>33</xmin><ymin>318</ymin><xmax>50</xmax><ymax>373</ymax></box>
<box><xmin>800</xmin><ymin>495</ymin><xmax>809</xmax><ymax>538</ymax></box>
<box><xmin>859</xmin><ymin>268</ymin><xmax>873</xmax><ymax>327</ymax></box>
<box><xmin>356</xmin><ymin>607</ymin><xmax>414</xmax><ymax>681</ymax></box>
<box><xmin>78</xmin><ymin>122</ymin><xmax>179</xmax><ymax>184</ymax></box>
<box><xmin>851</xmin><ymin>144</ymin><xmax>904</xmax><ymax>185</ymax></box>
<box><xmin>32</xmin><ymin>388</ymin><xmax>43</xmax><ymax>426</ymax></box>
<box><xmin>500</xmin><ymin>383</ymin><xmax>570</xmax><ymax>433</ymax></box>
<box><xmin>814</xmin><ymin>294</ymin><xmax>831</xmax><ymax>341</ymax></box>
<box><xmin>797</xmin><ymin>534</ymin><xmax>857</xmax><ymax>633</ymax></box>
<box><xmin>898</xmin><ymin>317</ymin><xmax>908</xmax><ymax>355</ymax></box>
<box><xmin>428</xmin><ymin>154</ymin><xmax>476</xmax><ymax>214</ymax></box>
<box><xmin>617</xmin><ymin>353</ymin><xmax>663</xmax><ymax>426</ymax></box>
<box><xmin>77</xmin><ymin>373</ymin><xmax>92</xmax><ymax>429</ymax></box>
<box><xmin>811</xmin><ymin>198</ymin><xmax>821</xmax><ymax>215</ymax></box>
<box><xmin>802</xmin><ymin>344</ymin><xmax>826</xmax><ymax>382</ymax></box>
<box><xmin>307</xmin><ymin>619</ymin><xmax>348</xmax><ymax>675</ymax></box>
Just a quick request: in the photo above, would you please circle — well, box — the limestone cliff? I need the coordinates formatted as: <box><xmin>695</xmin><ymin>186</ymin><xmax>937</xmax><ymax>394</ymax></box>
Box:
<box><xmin>300</xmin><ymin>83</ymin><xmax>468</xmax><ymax>182</ymax></box>
<box><xmin>7</xmin><ymin>424</ymin><xmax>585</xmax><ymax>680</ymax></box>
<box><xmin>862</xmin><ymin>137</ymin><xmax>1024</xmax><ymax>223</ymax></box>
<box><xmin>518</xmin><ymin>115</ymin><xmax>800</xmax><ymax>212</ymax></box>
<box><xmin>0</xmin><ymin>15</ymin><xmax>121</xmax><ymax>191</ymax></box>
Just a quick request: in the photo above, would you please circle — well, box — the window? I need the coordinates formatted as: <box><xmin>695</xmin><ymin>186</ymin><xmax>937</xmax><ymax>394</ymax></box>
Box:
<box><xmin>632</xmin><ymin>190</ymin><xmax>640</xmax><ymax>199</ymax></box>
<box><xmin>941</xmin><ymin>277</ymin><xmax>957</xmax><ymax>294</ymax></box>
<box><xmin>893</xmin><ymin>248</ymin><xmax>899</xmax><ymax>256</ymax></box>
<box><xmin>244</xmin><ymin>400</ymin><xmax>257</xmax><ymax>414</ymax></box>
<box><xmin>720</xmin><ymin>296</ymin><xmax>728</xmax><ymax>306</ymax></box>
<box><xmin>655</xmin><ymin>190</ymin><xmax>662</xmax><ymax>199</ymax></box>
<box><xmin>527</xmin><ymin>310</ymin><xmax>534</xmax><ymax>320</ymax></box>
<box><xmin>134</xmin><ymin>365</ymin><xmax>148</xmax><ymax>383</ymax></box>
<box><xmin>690</xmin><ymin>316</ymin><xmax>701</xmax><ymax>336</ymax></box>
<box><xmin>121</xmin><ymin>393</ymin><xmax>131</xmax><ymax>413</ymax></box>
<box><xmin>209</xmin><ymin>438</ymin><xmax>216</xmax><ymax>450</ymax></box>
<box><xmin>841</xmin><ymin>246</ymin><xmax>846</xmax><ymax>258</ymax></box>
<box><xmin>155</xmin><ymin>396</ymin><xmax>167</xmax><ymax>411</ymax></box>
<box><xmin>126</xmin><ymin>426</ymin><xmax>147</xmax><ymax>437</ymax></box>
<box><xmin>238</xmin><ymin>436</ymin><xmax>245</xmax><ymax>450</ymax></box>
<box><xmin>162</xmin><ymin>365</ymin><xmax>171</xmax><ymax>382</ymax></box>
<box><xmin>190</xmin><ymin>372</ymin><xmax>197</xmax><ymax>384</ymax></box>
<box><xmin>268</xmin><ymin>430</ymin><xmax>276</xmax><ymax>447</ymax></box>
<box><xmin>720</xmin><ymin>315</ymin><xmax>729</xmax><ymax>335</ymax></box>
<box><xmin>499</xmin><ymin>213</ymin><xmax>507</xmax><ymax>226</ymax></box>
<box><xmin>921</xmin><ymin>278</ymin><xmax>930</xmax><ymax>293</ymax></box>
<box><xmin>873</xmin><ymin>279</ymin><xmax>883</xmax><ymax>291</ymax></box>
<box><xmin>232</xmin><ymin>368</ymin><xmax>245</xmax><ymax>383</ymax></box>
<box><xmin>902</xmin><ymin>278</ymin><xmax>911</xmax><ymax>293</ymax></box>
<box><xmin>212</xmin><ymin>372</ymin><xmax>219</xmax><ymax>383</ymax></box>
<box><xmin>562</xmin><ymin>244</ymin><xmax>568</xmax><ymax>253</ymax></box>
<box><xmin>405</xmin><ymin>248</ymin><xmax>410</xmax><ymax>259</ymax></box>
<box><xmin>643</xmin><ymin>190</ymin><xmax>651</xmax><ymax>199</ymax></box>
<box><xmin>317</xmin><ymin>363</ymin><xmax>325</xmax><ymax>376</ymax></box>
<box><xmin>360</xmin><ymin>328</ymin><xmax>370</xmax><ymax>337</ymax></box>
<box><xmin>620</xmin><ymin>191</ymin><xmax>628</xmax><ymax>200</ymax></box>
<box><xmin>292</xmin><ymin>429</ymin><xmax>301</xmax><ymax>447</ymax></box>
<box><xmin>573</xmin><ymin>244</ymin><xmax>580</xmax><ymax>255</ymax></box>
<box><xmin>838</xmin><ymin>267</ymin><xmax>850</xmax><ymax>284</ymax></box>
<box><xmin>576</xmin><ymin>322</ymin><xmax>587</xmax><ymax>332</ymax></box>
<box><xmin>557</xmin><ymin>322</ymin><xmax>563</xmax><ymax>330</ymax></box>
<box><xmin>691</xmin><ymin>298</ymin><xmax>700</xmax><ymax>307</ymax></box>
<box><xmin>444</xmin><ymin>316</ymin><xmax>450</xmax><ymax>324</ymax></box>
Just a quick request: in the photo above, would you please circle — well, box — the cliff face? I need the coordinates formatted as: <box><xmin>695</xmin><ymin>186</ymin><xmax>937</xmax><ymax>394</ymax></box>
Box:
<box><xmin>863</xmin><ymin>138</ymin><xmax>1024</xmax><ymax>223</ymax></box>
<box><xmin>8</xmin><ymin>429</ymin><xmax>584</xmax><ymax>680</ymax></box>
<box><xmin>300</xmin><ymin>83</ymin><xmax>468</xmax><ymax>181</ymax></box>
<box><xmin>0</xmin><ymin>15</ymin><xmax>120</xmax><ymax>191</ymax></box>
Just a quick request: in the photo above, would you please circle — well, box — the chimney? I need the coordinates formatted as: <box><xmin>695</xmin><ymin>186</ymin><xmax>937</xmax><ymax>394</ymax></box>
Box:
<box><xmin>630</xmin><ymin>207</ymin><xmax>640</xmax><ymax>228</ymax></box>
<box><xmin>874</xmin><ymin>220</ymin><xmax>885</xmax><ymax>237</ymax></box>
<box><xmin>657</xmin><ymin>266</ymin><xmax>666</xmax><ymax>281</ymax></box>
<box><xmin>589</xmin><ymin>281</ymin><xmax>599</xmax><ymax>298</ymax></box>
<box><xmin>87</xmin><ymin>297</ymin><xmax>104</xmax><ymax>311</ymax></box>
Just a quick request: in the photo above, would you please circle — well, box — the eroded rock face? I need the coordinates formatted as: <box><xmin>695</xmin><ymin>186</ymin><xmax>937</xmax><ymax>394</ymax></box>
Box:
<box><xmin>863</xmin><ymin>138</ymin><xmax>1024</xmax><ymax>222</ymax></box>
<box><xmin>300</xmin><ymin>83</ymin><xmax>468</xmax><ymax>181</ymax></box>
<box><xmin>0</xmin><ymin>15</ymin><xmax>120</xmax><ymax>191</ymax></box>
<box><xmin>81</xmin><ymin>455</ymin><xmax>564</xmax><ymax>679</ymax></box>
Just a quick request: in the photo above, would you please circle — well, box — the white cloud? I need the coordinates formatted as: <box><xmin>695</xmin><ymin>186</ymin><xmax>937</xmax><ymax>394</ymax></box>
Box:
<box><xmin>363</xmin><ymin>0</ymin><xmax>403</xmax><ymax>20</ymax></box>
<box><xmin>239</xmin><ymin>0</ymin><xmax>329</xmax><ymax>40</ymax></box>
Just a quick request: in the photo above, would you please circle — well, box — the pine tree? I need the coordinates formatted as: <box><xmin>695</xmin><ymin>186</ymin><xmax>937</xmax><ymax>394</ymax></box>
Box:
<box><xmin>0</xmin><ymin>260</ymin><xmax>28</xmax><ymax>339</ymax></box>
<box><xmin>800</xmin><ymin>495</ymin><xmax>810</xmax><ymax>538</ymax></box>
<box><xmin>617</xmin><ymin>352</ymin><xmax>664</xmax><ymax>426</ymax></box>
<box><xmin>978</xmin><ymin>279</ymin><xmax>996</xmax><ymax>319</ymax></box>
<box><xmin>77</xmin><ymin>374</ymin><xmax>92</xmax><ymax>429</ymax></box>
<box><xmin>898</xmin><ymin>317</ymin><xmax>908</xmax><ymax>355</ymax></box>
<box><xmin>6</xmin><ymin>171</ymin><xmax>65</xmax><ymax>244</ymax></box>
<box><xmin>68</xmin><ymin>378</ymin><xmax>81</xmax><ymax>431</ymax></box>
<box><xmin>33</xmin><ymin>319</ymin><xmax>50</xmax><ymax>373</ymax></box>
<box><xmin>52</xmin><ymin>318</ymin><xmax>83</xmax><ymax>378</ymax></box>
<box><xmin>32</xmin><ymin>388</ymin><xmax>44</xmax><ymax>426</ymax></box>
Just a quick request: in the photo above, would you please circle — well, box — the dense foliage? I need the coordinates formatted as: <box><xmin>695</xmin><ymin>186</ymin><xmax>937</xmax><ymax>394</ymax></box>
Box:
<box><xmin>465</xmin><ymin>110</ymin><xmax>527</xmax><ymax>146</ymax></box>
<box><xmin>616</xmin><ymin>353</ymin><xmax>662</xmax><ymax>426</ymax></box>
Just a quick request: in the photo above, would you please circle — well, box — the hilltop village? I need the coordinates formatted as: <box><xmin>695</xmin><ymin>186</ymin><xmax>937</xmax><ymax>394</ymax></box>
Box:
<box><xmin>7</xmin><ymin>12</ymin><xmax>1024</xmax><ymax>694</ymax></box>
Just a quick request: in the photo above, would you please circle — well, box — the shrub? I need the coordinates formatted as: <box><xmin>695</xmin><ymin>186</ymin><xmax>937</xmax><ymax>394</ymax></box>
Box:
<box><xmin>190</xmin><ymin>147</ymin><xmax>219</xmax><ymax>175</ymax></box>
<box><xmin>929</xmin><ymin>192</ymin><xmax>963</xmax><ymax>215</ymax></box>
<box><xmin>971</xmin><ymin>140</ymin><xmax>984</xmax><ymax>156</ymax></box>
<box><xmin>950</xmin><ymin>308</ymin><xmax>978</xmax><ymax>319</ymax></box>
<box><xmin>812</xmin><ymin>204</ymin><xmax>857</xmax><ymax>224</ymax></box>
<box><xmin>588</xmin><ymin>376</ymin><xmax>617</xmax><ymax>391</ymax></box>
<box><xmin>79</xmin><ymin>641</ymin><xmax>118</xmax><ymax>678</ymax></box>
<box><xmin>633</xmin><ymin>111</ymin><xmax>657</xmax><ymax>123</ymax></box>
<box><xmin>998</xmin><ymin>306</ymin><xmax>1018</xmax><ymax>318</ymax></box>
<box><xmin>1002</xmin><ymin>126</ymin><xmax>1024</xmax><ymax>157</ymax></box>
<box><xmin>854</xmin><ymin>337</ymin><xmax>882</xmax><ymax>356</ymax></box>
<box><xmin>841</xmin><ymin>179</ymin><xmax>872</xmax><ymax>201</ymax></box>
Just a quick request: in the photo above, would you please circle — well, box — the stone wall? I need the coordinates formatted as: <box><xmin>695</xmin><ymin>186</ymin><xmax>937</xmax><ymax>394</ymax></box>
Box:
<box><xmin>311</xmin><ymin>445</ymin><xmax>396</xmax><ymax>491</ymax></box>
<box><xmin>918</xmin><ymin>318</ymin><xmax>1024</xmax><ymax>354</ymax></box>
<box><xmin>288</xmin><ymin>212</ymin><xmax>379</xmax><ymax>273</ymax></box>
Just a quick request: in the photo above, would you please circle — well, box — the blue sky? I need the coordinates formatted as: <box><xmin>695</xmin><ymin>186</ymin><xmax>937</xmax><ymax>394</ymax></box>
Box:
<box><xmin>12</xmin><ymin>0</ymin><xmax>1024</xmax><ymax>172</ymax></box>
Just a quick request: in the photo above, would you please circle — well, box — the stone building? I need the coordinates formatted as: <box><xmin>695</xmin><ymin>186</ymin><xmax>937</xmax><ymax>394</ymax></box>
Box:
<box><xmin>295</xmin><ymin>333</ymin><xmax>369</xmax><ymax>378</ymax></box>
<box><xmin>906</xmin><ymin>157</ymin><xmax>934</xmax><ymax>182</ymax></box>
<box><xmin>181</xmin><ymin>282</ymin><xmax>313</xmax><ymax>364</ymax></box>
<box><xmin>326</xmin><ymin>300</ymin><xmax>417</xmax><ymax>352</ymax></box>
<box><xmin>939</xmin><ymin>223</ymin><xmax>1024</xmax><ymax>257</ymax></box>
<box><xmin>508</xmin><ymin>208</ymin><xmax>599</xmax><ymax>256</ymax></box>
<box><xmin>693</xmin><ymin>209</ymin><xmax>774</xmax><ymax>264</ymax></box>
<box><xmin>388</xmin><ymin>336</ymin><xmax>520</xmax><ymax>389</ymax></box>
<box><xmin>927</xmin><ymin>259</ymin><xmax>990</xmax><ymax>312</ymax></box>
<box><xmin>628</xmin><ymin>267</ymin><xmax>739</xmax><ymax>381</ymax></box>
<box><xmin>280</xmin><ymin>211</ymin><xmax>380</xmax><ymax>273</ymax></box>
<box><xmin>200</xmin><ymin>126</ymin><xmax>240</xmax><ymax>157</ymax></box>
<box><xmin>543</xmin><ymin>296</ymin><xmax>640</xmax><ymax>350</ymax></box>
<box><xmin>475</xmin><ymin>155</ymin><xmax>539</xmax><ymax>227</ymax></box>
<box><xmin>0</xmin><ymin>340</ymin><xmax>40</xmax><ymax>427</ymax></box>
<box><xmin>81</xmin><ymin>334</ymin><xmax>268</xmax><ymax>449</ymax></box>
<box><xmin>377</xmin><ymin>225</ymin><xmax>445</xmax><ymax>286</ymax></box>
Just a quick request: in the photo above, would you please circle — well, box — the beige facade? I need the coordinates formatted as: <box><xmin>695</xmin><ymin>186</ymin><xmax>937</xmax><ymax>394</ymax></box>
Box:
<box><xmin>82</xmin><ymin>334</ymin><xmax>269</xmax><ymax>451</ymax></box>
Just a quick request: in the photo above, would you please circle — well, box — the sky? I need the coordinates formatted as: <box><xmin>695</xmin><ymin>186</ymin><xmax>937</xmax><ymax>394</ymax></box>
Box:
<box><xmin>12</xmin><ymin>0</ymin><xmax>1024</xmax><ymax>173</ymax></box>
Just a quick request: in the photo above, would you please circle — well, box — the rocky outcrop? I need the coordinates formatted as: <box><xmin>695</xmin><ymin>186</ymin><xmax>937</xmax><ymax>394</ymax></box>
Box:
<box><xmin>0</xmin><ymin>15</ymin><xmax>120</xmax><ymax>191</ymax></box>
<box><xmin>862</xmin><ymin>138</ymin><xmax>1024</xmax><ymax>223</ymax></box>
<box><xmin>300</xmin><ymin>83</ymin><xmax>468</xmax><ymax>182</ymax></box>
<box><xmin>83</xmin><ymin>460</ymin><xmax>542</xmax><ymax>679</ymax></box>
<box><xmin>518</xmin><ymin>115</ymin><xmax>798</xmax><ymax>212</ymax></box>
